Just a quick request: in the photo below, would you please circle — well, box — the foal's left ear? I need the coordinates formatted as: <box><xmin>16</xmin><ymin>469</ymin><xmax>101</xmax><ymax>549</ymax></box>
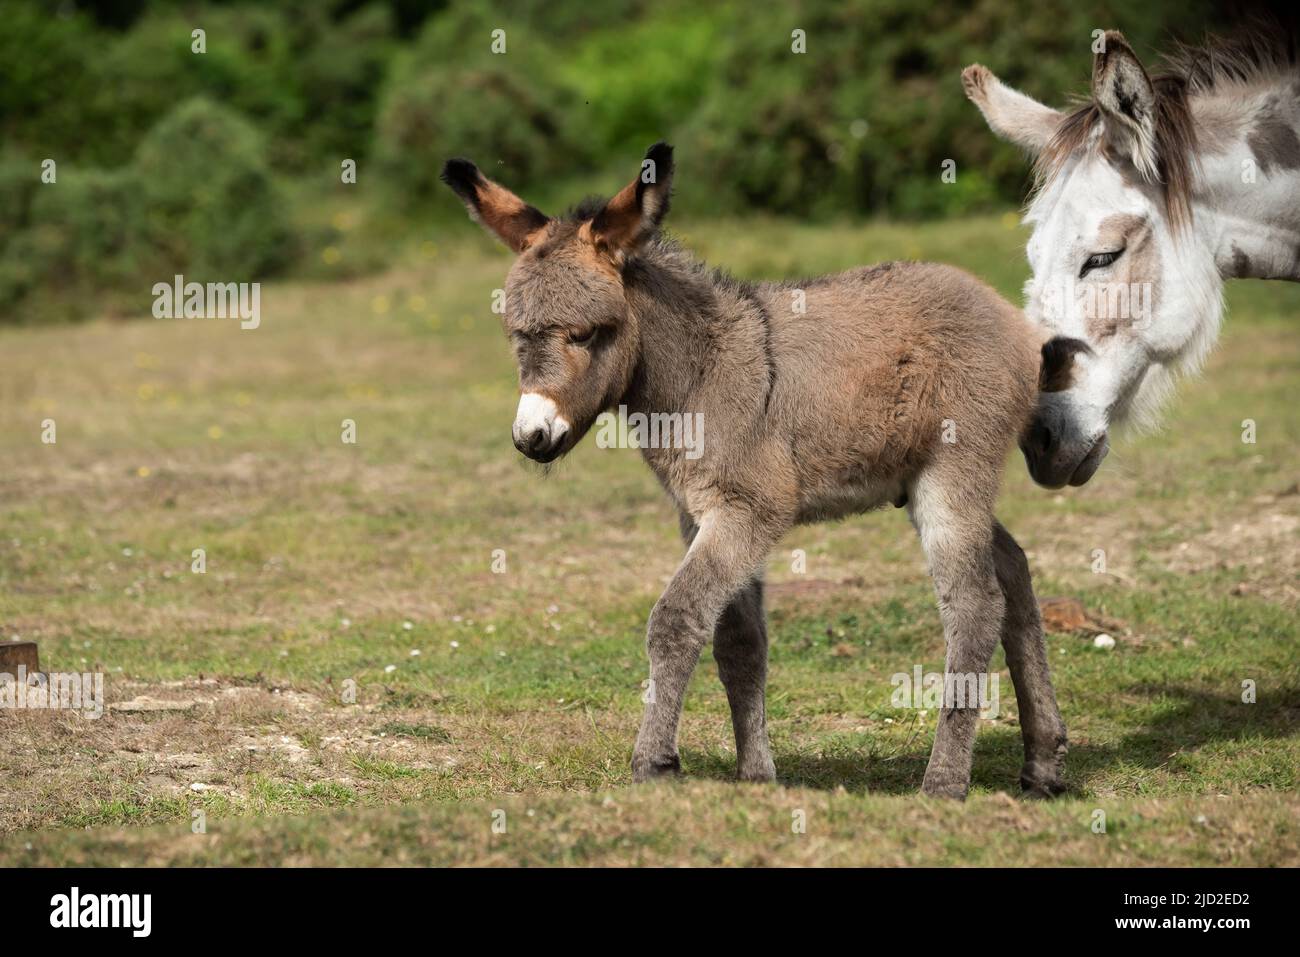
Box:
<box><xmin>1092</xmin><ymin>31</ymin><xmax>1159</xmax><ymax>181</ymax></box>
<box><xmin>586</xmin><ymin>142</ymin><xmax>674</xmax><ymax>263</ymax></box>
<box><xmin>440</xmin><ymin>158</ymin><xmax>551</xmax><ymax>253</ymax></box>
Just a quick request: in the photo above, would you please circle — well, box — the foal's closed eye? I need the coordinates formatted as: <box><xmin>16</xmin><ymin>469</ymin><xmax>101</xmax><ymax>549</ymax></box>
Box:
<box><xmin>1079</xmin><ymin>248</ymin><xmax>1123</xmax><ymax>278</ymax></box>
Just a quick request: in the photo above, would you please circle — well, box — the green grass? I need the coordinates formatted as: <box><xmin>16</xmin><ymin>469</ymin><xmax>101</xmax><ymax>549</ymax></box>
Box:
<box><xmin>0</xmin><ymin>212</ymin><xmax>1296</xmax><ymax>865</ymax></box>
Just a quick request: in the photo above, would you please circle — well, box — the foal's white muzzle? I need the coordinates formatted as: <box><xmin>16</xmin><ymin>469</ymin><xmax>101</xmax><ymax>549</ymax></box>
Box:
<box><xmin>512</xmin><ymin>392</ymin><xmax>571</xmax><ymax>462</ymax></box>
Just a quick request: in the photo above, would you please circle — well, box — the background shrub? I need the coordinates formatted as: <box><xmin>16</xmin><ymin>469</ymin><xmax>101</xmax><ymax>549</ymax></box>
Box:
<box><xmin>0</xmin><ymin>0</ymin><xmax>1261</xmax><ymax>323</ymax></box>
<box><xmin>373</xmin><ymin>4</ymin><xmax>586</xmax><ymax>207</ymax></box>
<box><xmin>133</xmin><ymin>97</ymin><xmax>295</xmax><ymax>278</ymax></box>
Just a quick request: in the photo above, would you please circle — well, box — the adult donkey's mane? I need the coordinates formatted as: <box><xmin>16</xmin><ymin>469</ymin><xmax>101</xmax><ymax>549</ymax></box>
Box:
<box><xmin>1035</xmin><ymin>23</ymin><xmax>1298</xmax><ymax>231</ymax></box>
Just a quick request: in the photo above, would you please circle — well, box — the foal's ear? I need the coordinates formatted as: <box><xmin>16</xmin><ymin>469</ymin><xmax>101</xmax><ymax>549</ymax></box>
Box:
<box><xmin>440</xmin><ymin>159</ymin><xmax>550</xmax><ymax>253</ymax></box>
<box><xmin>961</xmin><ymin>64</ymin><xmax>1064</xmax><ymax>154</ymax></box>
<box><xmin>1091</xmin><ymin>31</ymin><xmax>1159</xmax><ymax>181</ymax></box>
<box><xmin>586</xmin><ymin>142</ymin><xmax>674</xmax><ymax>263</ymax></box>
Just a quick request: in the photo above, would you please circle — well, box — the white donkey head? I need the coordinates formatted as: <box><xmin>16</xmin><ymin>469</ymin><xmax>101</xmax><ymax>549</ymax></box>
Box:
<box><xmin>961</xmin><ymin>29</ymin><xmax>1300</xmax><ymax>487</ymax></box>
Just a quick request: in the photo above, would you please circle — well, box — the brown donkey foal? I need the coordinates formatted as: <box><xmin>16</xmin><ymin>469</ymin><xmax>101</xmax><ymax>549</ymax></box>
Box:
<box><xmin>442</xmin><ymin>144</ymin><xmax>1067</xmax><ymax>799</ymax></box>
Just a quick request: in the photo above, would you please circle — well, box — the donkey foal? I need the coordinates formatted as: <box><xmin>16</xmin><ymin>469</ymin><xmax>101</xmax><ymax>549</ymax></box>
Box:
<box><xmin>442</xmin><ymin>144</ymin><xmax>1067</xmax><ymax>799</ymax></box>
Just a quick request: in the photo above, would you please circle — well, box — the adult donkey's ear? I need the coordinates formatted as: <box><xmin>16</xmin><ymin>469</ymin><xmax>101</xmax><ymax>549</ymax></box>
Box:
<box><xmin>962</xmin><ymin>64</ymin><xmax>1063</xmax><ymax>154</ymax></box>
<box><xmin>586</xmin><ymin>142</ymin><xmax>674</xmax><ymax>263</ymax></box>
<box><xmin>1091</xmin><ymin>31</ymin><xmax>1159</xmax><ymax>181</ymax></box>
<box><xmin>440</xmin><ymin>159</ymin><xmax>550</xmax><ymax>253</ymax></box>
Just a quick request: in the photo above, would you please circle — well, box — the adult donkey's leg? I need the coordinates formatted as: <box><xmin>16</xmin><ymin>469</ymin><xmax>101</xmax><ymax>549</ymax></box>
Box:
<box><xmin>633</xmin><ymin>507</ymin><xmax>783</xmax><ymax>782</ymax></box>
<box><xmin>992</xmin><ymin>521</ymin><xmax>1067</xmax><ymax>798</ymax></box>
<box><xmin>679</xmin><ymin>513</ymin><xmax>775</xmax><ymax>782</ymax></box>
<box><xmin>908</xmin><ymin>472</ymin><xmax>1004</xmax><ymax>800</ymax></box>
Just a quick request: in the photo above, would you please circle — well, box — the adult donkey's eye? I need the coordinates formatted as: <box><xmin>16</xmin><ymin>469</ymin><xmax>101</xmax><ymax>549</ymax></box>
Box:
<box><xmin>1079</xmin><ymin>249</ymin><xmax>1123</xmax><ymax>279</ymax></box>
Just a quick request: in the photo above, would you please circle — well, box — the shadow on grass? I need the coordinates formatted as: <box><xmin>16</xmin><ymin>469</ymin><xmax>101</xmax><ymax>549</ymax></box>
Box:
<box><xmin>684</xmin><ymin>683</ymin><xmax>1300</xmax><ymax>796</ymax></box>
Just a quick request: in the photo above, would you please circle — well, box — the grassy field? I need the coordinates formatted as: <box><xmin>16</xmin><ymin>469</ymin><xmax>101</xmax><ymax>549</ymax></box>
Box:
<box><xmin>1</xmin><ymin>212</ymin><xmax>1297</xmax><ymax>866</ymax></box>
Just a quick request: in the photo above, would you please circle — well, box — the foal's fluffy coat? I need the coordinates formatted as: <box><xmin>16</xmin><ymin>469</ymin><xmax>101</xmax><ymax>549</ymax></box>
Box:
<box><xmin>442</xmin><ymin>144</ymin><xmax>1066</xmax><ymax>799</ymax></box>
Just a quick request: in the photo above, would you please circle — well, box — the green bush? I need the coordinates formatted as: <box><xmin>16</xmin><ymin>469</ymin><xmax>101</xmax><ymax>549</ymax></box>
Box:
<box><xmin>133</xmin><ymin>97</ymin><xmax>294</xmax><ymax>278</ymax></box>
<box><xmin>0</xmin><ymin>96</ymin><xmax>294</xmax><ymax>323</ymax></box>
<box><xmin>373</xmin><ymin>3</ymin><xmax>586</xmax><ymax>206</ymax></box>
<box><xmin>683</xmin><ymin>0</ymin><xmax>1221</xmax><ymax>218</ymax></box>
<box><xmin>0</xmin><ymin>2</ymin><xmax>395</xmax><ymax>172</ymax></box>
<box><xmin>0</xmin><ymin>167</ymin><xmax>147</xmax><ymax>322</ymax></box>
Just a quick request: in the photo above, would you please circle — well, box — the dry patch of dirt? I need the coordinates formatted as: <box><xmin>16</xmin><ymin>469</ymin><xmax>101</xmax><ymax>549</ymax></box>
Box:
<box><xmin>0</xmin><ymin>677</ymin><xmax>469</xmax><ymax>832</ymax></box>
<box><xmin>1159</xmin><ymin>510</ymin><xmax>1299</xmax><ymax>605</ymax></box>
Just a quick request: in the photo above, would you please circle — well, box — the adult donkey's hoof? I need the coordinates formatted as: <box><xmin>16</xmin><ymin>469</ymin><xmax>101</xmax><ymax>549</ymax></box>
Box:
<box><xmin>631</xmin><ymin>754</ymin><xmax>681</xmax><ymax>782</ymax></box>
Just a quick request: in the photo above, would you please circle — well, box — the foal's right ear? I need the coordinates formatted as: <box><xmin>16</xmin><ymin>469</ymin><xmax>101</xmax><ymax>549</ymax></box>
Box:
<box><xmin>586</xmin><ymin>142</ymin><xmax>674</xmax><ymax>263</ymax></box>
<box><xmin>440</xmin><ymin>159</ymin><xmax>551</xmax><ymax>253</ymax></box>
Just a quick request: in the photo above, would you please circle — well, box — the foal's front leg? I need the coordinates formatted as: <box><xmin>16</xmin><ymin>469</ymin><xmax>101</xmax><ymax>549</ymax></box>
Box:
<box><xmin>679</xmin><ymin>514</ymin><xmax>775</xmax><ymax>782</ymax></box>
<box><xmin>633</xmin><ymin>508</ymin><xmax>783</xmax><ymax>782</ymax></box>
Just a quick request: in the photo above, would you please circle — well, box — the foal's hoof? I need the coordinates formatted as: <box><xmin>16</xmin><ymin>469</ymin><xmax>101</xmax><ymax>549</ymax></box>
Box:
<box><xmin>1020</xmin><ymin>753</ymin><xmax>1068</xmax><ymax>799</ymax></box>
<box><xmin>1020</xmin><ymin>771</ymin><xmax>1067</xmax><ymax>800</ymax></box>
<box><xmin>631</xmin><ymin>754</ymin><xmax>681</xmax><ymax>783</ymax></box>
<box><xmin>737</xmin><ymin>757</ymin><xmax>777</xmax><ymax>784</ymax></box>
<box><xmin>920</xmin><ymin>775</ymin><xmax>969</xmax><ymax>801</ymax></box>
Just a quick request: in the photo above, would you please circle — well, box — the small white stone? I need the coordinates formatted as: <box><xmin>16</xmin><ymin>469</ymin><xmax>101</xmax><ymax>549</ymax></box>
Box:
<box><xmin>409</xmin><ymin>649</ymin><xmax>421</xmax><ymax>657</ymax></box>
<box><xmin>402</xmin><ymin>621</ymin><xmax>414</xmax><ymax>631</ymax></box>
<box><xmin>384</xmin><ymin>664</ymin><xmax>397</xmax><ymax>674</ymax></box>
<box><xmin>190</xmin><ymin>782</ymin><xmax>209</xmax><ymax>792</ymax></box>
<box><xmin>1093</xmin><ymin>634</ymin><xmax>1116</xmax><ymax>650</ymax></box>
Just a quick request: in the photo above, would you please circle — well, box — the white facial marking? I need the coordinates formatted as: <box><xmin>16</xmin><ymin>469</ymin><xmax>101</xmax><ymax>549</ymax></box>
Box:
<box><xmin>1025</xmin><ymin>151</ymin><xmax>1220</xmax><ymax>435</ymax></box>
<box><xmin>512</xmin><ymin>392</ymin><xmax>571</xmax><ymax>446</ymax></box>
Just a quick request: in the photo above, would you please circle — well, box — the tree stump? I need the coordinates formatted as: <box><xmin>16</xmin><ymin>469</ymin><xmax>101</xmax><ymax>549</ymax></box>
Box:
<box><xmin>0</xmin><ymin>641</ymin><xmax>39</xmax><ymax>675</ymax></box>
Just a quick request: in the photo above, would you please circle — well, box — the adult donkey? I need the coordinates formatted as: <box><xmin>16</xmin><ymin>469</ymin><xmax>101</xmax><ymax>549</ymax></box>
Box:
<box><xmin>442</xmin><ymin>144</ymin><xmax>1068</xmax><ymax>799</ymax></box>
<box><xmin>963</xmin><ymin>27</ymin><xmax>1299</xmax><ymax>487</ymax></box>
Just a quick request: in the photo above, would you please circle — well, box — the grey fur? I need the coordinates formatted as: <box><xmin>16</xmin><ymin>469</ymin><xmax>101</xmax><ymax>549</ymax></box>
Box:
<box><xmin>442</xmin><ymin>145</ymin><xmax>1066</xmax><ymax>800</ymax></box>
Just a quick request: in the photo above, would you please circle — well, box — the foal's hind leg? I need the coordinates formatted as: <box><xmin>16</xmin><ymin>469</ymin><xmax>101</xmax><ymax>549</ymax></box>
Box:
<box><xmin>680</xmin><ymin>514</ymin><xmax>775</xmax><ymax>781</ymax></box>
<box><xmin>992</xmin><ymin>522</ymin><xmax>1067</xmax><ymax>797</ymax></box>
<box><xmin>713</xmin><ymin>579</ymin><xmax>776</xmax><ymax>781</ymax></box>
<box><xmin>908</xmin><ymin>472</ymin><xmax>1004</xmax><ymax>800</ymax></box>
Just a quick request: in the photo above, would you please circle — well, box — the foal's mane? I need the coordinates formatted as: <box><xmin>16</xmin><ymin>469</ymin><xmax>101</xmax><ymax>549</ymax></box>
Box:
<box><xmin>1033</xmin><ymin>22</ymin><xmax>1298</xmax><ymax>229</ymax></box>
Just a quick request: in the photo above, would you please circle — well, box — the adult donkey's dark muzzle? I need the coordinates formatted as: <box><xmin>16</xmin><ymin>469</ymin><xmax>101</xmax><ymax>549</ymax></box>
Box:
<box><xmin>1020</xmin><ymin>403</ymin><xmax>1109</xmax><ymax>488</ymax></box>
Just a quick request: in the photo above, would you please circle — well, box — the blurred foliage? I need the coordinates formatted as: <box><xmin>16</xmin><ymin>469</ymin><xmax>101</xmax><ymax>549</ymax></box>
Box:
<box><xmin>373</xmin><ymin>2</ymin><xmax>587</xmax><ymax>206</ymax></box>
<box><xmin>134</xmin><ymin>97</ymin><xmax>294</xmax><ymax>278</ymax></box>
<box><xmin>0</xmin><ymin>0</ymin><xmax>1261</xmax><ymax>322</ymax></box>
<box><xmin>2</xmin><ymin>98</ymin><xmax>291</xmax><ymax>322</ymax></box>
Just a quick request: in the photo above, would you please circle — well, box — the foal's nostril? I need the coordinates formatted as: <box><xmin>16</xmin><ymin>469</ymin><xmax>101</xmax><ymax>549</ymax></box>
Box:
<box><xmin>525</xmin><ymin>428</ymin><xmax>549</xmax><ymax>454</ymax></box>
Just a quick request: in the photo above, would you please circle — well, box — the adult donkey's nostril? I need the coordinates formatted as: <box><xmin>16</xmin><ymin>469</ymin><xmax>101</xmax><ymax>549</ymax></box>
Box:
<box><xmin>1032</xmin><ymin>421</ymin><xmax>1054</xmax><ymax>455</ymax></box>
